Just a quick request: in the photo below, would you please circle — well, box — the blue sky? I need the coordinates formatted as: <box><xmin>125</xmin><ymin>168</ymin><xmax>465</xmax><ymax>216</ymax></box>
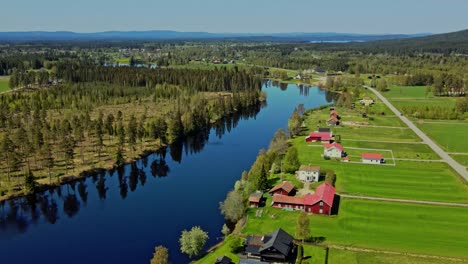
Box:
<box><xmin>2</xmin><ymin>0</ymin><xmax>467</xmax><ymax>34</ymax></box>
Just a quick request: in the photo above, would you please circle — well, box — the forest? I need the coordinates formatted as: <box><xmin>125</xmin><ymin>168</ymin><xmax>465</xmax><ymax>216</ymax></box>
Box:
<box><xmin>0</xmin><ymin>64</ymin><xmax>263</xmax><ymax>198</ymax></box>
<box><xmin>0</xmin><ymin>33</ymin><xmax>467</xmax><ymax>197</ymax></box>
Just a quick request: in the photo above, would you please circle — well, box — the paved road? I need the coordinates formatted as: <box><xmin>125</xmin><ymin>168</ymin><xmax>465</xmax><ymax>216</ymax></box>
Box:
<box><xmin>340</xmin><ymin>193</ymin><xmax>468</xmax><ymax>207</ymax></box>
<box><xmin>365</xmin><ymin>86</ymin><xmax>468</xmax><ymax>181</ymax></box>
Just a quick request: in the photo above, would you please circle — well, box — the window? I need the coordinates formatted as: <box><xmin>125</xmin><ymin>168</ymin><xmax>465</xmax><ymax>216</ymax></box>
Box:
<box><xmin>319</xmin><ymin>209</ymin><xmax>323</xmax><ymax>213</ymax></box>
<box><xmin>320</xmin><ymin>201</ymin><xmax>323</xmax><ymax>206</ymax></box>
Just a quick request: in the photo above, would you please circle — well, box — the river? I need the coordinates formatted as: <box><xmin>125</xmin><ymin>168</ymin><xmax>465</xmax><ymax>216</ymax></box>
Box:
<box><xmin>0</xmin><ymin>82</ymin><xmax>332</xmax><ymax>264</ymax></box>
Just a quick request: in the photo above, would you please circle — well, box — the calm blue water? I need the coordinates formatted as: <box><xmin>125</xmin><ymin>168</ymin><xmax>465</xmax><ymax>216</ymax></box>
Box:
<box><xmin>0</xmin><ymin>83</ymin><xmax>332</xmax><ymax>264</ymax></box>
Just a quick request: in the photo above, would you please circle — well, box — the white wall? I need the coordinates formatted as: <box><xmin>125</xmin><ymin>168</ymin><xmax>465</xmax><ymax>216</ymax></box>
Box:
<box><xmin>324</xmin><ymin>147</ymin><xmax>341</xmax><ymax>158</ymax></box>
<box><xmin>297</xmin><ymin>170</ymin><xmax>319</xmax><ymax>182</ymax></box>
<box><xmin>362</xmin><ymin>159</ymin><xmax>380</xmax><ymax>164</ymax></box>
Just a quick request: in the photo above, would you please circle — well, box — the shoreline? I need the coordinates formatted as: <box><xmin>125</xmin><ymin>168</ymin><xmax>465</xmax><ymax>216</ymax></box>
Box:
<box><xmin>0</xmin><ymin>100</ymin><xmax>264</xmax><ymax>203</ymax></box>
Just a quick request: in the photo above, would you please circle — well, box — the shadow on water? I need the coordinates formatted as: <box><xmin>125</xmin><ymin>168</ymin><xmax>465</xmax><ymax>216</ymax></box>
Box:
<box><xmin>0</xmin><ymin>101</ymin><xmax>264</xmax><ymax>235</ymax></box>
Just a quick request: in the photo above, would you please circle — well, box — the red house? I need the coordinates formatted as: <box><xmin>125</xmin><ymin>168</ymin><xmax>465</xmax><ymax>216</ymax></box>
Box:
<box><xmin>269</xmin><ymin>181</ymin><xmax>295</xmax><ymax>196</ymax></box>
<box><xmin>271</xmin><ymin>182</ymin><xmax>336</xmax><ymax>215</ymax></box>
<box><xmin>249</xmin><ymin>191</ymin><xmax>263</xmax><ymax>208</ymax></box>
<box><xmin>305</xmin><ymin>131</ymin><xmax>332</xmax><ymax>143</ymax></box>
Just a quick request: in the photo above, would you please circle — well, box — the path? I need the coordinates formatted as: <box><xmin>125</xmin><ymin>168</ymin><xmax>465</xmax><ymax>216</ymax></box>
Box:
<box><xmin>365</xmin><ymin>86</ymin><xmax>468</xmax><ymax>181</ymax></box>
<box><xmin>328</xmin><ymin>245</ymin><xmax>468</xmax><ymax>263</ymax></box>
<box><xmin>341</xmin><ymin>139</ymin><xmax>424</xmax><ymax>144</ymax></box>
<box><xmin>421</xmin><ymin>121</ymin><xmax>468</xmax><ymax>125</ymax></box>
<box><xmin>340</xmin><ymin>193</ymin><xmax>468</xmax><ymax>207</ymax></box>
<box><xmin>448</xmin><ymin>152</ymin><xmax>468</xmax><ymax>155</ymax></box>
<box><xmin>393</xmin><ymin>158</ymin><xmax>445</xmax><ymax>162</ymax></box>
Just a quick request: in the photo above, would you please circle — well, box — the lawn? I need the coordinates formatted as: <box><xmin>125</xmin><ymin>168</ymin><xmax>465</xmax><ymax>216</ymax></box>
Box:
<box><xmin>0</xmin><ymin>77</ymin><xmax>10</xmax><ymax>92</ymax></box>
<box><xmin>242</xmin><ymin>198</ymin><xmax>468</xmax><ymax>258</ymax></box>
<box><xmin>196</xmin><ymin>235</ymin><xmax>240</xmax><ymax>264</ymax></box>
<box><xmin>301</xmin><ymin>245</ymin><xmax>327</xmax><ymax>264</ymax></box>
<box><xmin>384</xmin><ymin>86</ymin><xmax>433</xmax><ymax>99</ymax></box>
<box><xmin>417</xmin><ymin>122</ymin><xmax>468</xmax><ymax>153</ymax></box>
<box><xmin>451</xmin><ymin>154</ymin><xmax>468</xmax><ymax>167</ymax></box>
<box><xmin>294</xmin><ymin>139</ymin><xmax>468</xmax><ymax>202</ymax></box>
<box><xmin>327</xmin><ymin>248</ymin><xmax>465</xmax><ymax>264</ymax></box>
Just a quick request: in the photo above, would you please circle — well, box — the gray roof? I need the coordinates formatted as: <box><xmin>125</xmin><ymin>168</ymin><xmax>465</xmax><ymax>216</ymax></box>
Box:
<box><xmin>215</xmin><ymin>256</ymin><xmax>232</xmax><ymax>264</ymax></box>
<box><xmin>259</xmin><ymin>228</ymin><xmax>294</xmax><ymax>256</ymax></box>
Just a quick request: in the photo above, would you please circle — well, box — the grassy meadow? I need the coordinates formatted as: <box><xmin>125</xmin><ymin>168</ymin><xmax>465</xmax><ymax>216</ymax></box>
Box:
<box><xmin>417</xmin><ymin>122</ymin><xmax>468</xmax><ymax>153</ymax></box>
<box><xmin>242</xmin><ymin>198</ymin><xmax>468</xmax><ymax>258</ymax></box>
<box><xmin>0</xmin><ymin>76</ymin><xmax>10</xmax><ymax>92</ymax></box>
<box><xmin>327</xmin><ymin>248</ymin><xmax>466</xmax><ymax>264</ymax></box>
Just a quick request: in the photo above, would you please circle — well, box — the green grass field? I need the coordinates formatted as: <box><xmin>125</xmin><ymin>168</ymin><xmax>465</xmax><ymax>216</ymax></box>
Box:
<box><xmin>297</xmin><ymin>106</ymin><xmax>468</xmax><ymax>202</ymax></box>
<box><xmin>294</xmin><ymin>139</ymin><xmax>468</xmax><ymax>202</ymax></box>
<box><xmin>242</xmin><ymin>198</ymin><xmax>468</xmax><ymax>258</ymax></box>
<box><xmin>196</xmin><ymin>236</ymin><xmax>240</xmax><ymax>264</ymax></box>
<box><xmin>327</xmin><ymin>248</ymin><xmax>465</xmax><ymax>264</ymax></box>
<box><xmin>451</xmin><ymin>154</ymin><xmax>468</xmax><ymax>167</ymax></box>
<box><xmin>384</xmin><ymin>86</ymin><xmax>433</xmax><ymax>99</ymax></box>
<box><xmin>0</xmin><ymin>77</ymin><xmax>10</xmax><ymax>92</ymax></box>
<box><xmin>417</xmin><ymin>122</ymin><xmax>468</xmax><ymax>153</ymax></box>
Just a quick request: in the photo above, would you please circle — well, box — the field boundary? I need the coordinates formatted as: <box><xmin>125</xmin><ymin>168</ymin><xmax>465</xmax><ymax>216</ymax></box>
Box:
<box><xmin>340</xmin><ymin>194</ymin><xmax>468</xmax><ymax>207</ymax></box>
<box><xmin>329</xmin><ymin>245</ymin><xmax>468</xmax><ymax>263</ymax></box>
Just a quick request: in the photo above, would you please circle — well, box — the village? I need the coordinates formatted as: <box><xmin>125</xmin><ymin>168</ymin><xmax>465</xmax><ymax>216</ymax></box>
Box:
<box><xmin>212</xmin><ymin>98</ymin><xmax>397</xmax><ymax>264</ymax></box>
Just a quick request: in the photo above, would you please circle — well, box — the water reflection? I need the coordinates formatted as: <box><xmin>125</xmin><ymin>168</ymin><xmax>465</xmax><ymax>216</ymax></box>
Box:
<box><xmin>0</xmin><ymin>100</ymin><xmax>264</xmax><ymax>234</ymax></box>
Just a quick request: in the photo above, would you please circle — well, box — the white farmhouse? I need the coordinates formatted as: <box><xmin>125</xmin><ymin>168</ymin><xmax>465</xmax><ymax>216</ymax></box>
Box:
<box><xmin>296</xmin><ymin>165</ymin><xmax>321</xmax><ymax>182</ymax></box>
<box><xmin>323</xmin><ymin>142</ymin><xmax>344</xmax><ymax>159</ymax></box>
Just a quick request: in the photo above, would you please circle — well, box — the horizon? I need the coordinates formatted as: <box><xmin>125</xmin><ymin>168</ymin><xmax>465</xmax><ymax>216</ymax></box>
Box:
<box><xmin>0</xmin><ymin>29</ymin><xmax>438</xmax><ymax>35</ymax></box>
<box><xmin>2</xmin><ymin>0</ymin><xmax>468</xmax><ymax>34</ymax></box>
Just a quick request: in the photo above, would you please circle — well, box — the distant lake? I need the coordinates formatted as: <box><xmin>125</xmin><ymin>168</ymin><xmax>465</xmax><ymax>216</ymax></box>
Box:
<box><xmin>0</xmin><ymin>82</ymin><xmax>333</xmax><ymax>264</ymax></box>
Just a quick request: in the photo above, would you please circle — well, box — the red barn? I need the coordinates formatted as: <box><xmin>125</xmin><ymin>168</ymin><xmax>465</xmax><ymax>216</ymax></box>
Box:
<box><xmin>271</xmin><ymin>182</ymin><xmax>335</xmax><ymax>215</ymax></box>
<box><xmin>269</xmin><ymin>181</ymin><xmax>295</xmax><ymax>196</ymax></box>
<box><xmin>305</xmin><ymin>132</ymin><xmax>332</xmax><ymax>143</ymax></box>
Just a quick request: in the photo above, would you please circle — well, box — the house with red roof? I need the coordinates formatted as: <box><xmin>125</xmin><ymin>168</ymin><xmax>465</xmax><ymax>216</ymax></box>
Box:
<box><xmin>249</xmin><ymin>191</ymin><xmax>263</xmax><ymax>208</ymax></box>
<box><xmin>362</xmin><ymin>153</ymin><xmax>384</xmax><ymax>164</ymax></box>
<box><xmin>271</xmin><ymin>182</ymin><xmax>335</xmax><ymax>215</ymax></box>
<box><xmin>269</xmin><ymin>181</ymin><xmax>295</xmax><ymax>196</ymax></box>
<box><xmin>323</xmin><ymin>142</ymin><xmax>344</xmax><ymax>159</ymax></box>
<box><xmin>305</xmin><ymin>131</ymin><xmax>333</xmax><ymax>143</ymax></box>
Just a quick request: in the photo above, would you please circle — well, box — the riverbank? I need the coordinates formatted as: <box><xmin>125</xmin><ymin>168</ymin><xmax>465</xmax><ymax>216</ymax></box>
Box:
<box><xmin>0</xmin><ymin>91</ymin><xmax>265</xmax><ymax>203</ymax></box>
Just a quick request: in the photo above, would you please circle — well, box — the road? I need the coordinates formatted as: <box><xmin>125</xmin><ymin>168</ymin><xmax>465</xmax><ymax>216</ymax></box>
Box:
<box><xmin>340</xmin><ymin>193</ymin><xmax>468</xmax><ymax>207</ymax></box>
<box><xmin>365</xmin><ymin>86</ymin><xmax>468</xmax><ymax>181</ymax></box>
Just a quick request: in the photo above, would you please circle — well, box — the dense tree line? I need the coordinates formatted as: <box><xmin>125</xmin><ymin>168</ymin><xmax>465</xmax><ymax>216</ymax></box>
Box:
<box><xmin>0</xmin><ymin>66</ymin><xmax>263</xmax><ymax>196</ymax></box>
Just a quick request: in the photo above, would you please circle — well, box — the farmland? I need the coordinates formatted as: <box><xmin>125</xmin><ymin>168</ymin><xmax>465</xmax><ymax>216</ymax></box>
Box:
<box><xmin>293</xmin><ymin>137</ymin><xmax>468</xmax><ymax>203</ymax></box>
<box><xmin>242</xmin><ymin>198</ymin><xmax>468</xmax><ymax>258</ymax></box>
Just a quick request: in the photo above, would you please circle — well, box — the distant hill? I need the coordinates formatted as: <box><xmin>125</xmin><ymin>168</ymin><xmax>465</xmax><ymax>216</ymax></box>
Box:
<box><xmin>315</xmin><ymin>29</ymin><xmax>468</xmax><ymax>54</ymax></box>
<box><xmin>0</xmin><ymin>30</ymin><xmax>429</xmax><ymax>43</ymax></box>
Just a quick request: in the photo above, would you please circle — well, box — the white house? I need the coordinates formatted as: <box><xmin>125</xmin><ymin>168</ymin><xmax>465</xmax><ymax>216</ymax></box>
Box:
<box><xmin>296</xmin><ymin>165</ymin><xmax>321</xmax><ymax>182</ymax></box>
<box><xmin>362</xmin><ymin>153</ymin><xmax>383</xmax><ymax>164</ymax></box>
<box><xmin>323</xmin><ymin>143</ymin><xmax>344</xmax><ymax>159</ymax></box>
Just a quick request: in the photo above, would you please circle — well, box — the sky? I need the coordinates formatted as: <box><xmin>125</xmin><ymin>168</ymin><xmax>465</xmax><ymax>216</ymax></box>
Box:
<box><xmin>2</xmin><ymin>0</ymin><xmax>468</xmax><ymax>34</ymax></box>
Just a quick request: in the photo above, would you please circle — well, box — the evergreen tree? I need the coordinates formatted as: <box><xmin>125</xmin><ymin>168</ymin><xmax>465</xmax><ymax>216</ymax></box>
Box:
<box><xmin>24</xmin><ymin>170</ymin><xmax>37</xmax><ymax>195</ymax></box>
<box><xmin>0</xmin><ymin>135</ymin><xmax>15</xmax><ymax>181</ymax></box>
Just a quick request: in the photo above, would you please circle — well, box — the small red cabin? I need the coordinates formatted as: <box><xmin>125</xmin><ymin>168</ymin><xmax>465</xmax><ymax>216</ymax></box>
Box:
<box><xmin>249</xmin><ymin>191</ymin><xmax>263</xmax><ymax>208</ymax></box>
<box><xmin>269</xmin><ymin>181</ymin><xmax>295</xmax><ymax>196</ymax></box>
